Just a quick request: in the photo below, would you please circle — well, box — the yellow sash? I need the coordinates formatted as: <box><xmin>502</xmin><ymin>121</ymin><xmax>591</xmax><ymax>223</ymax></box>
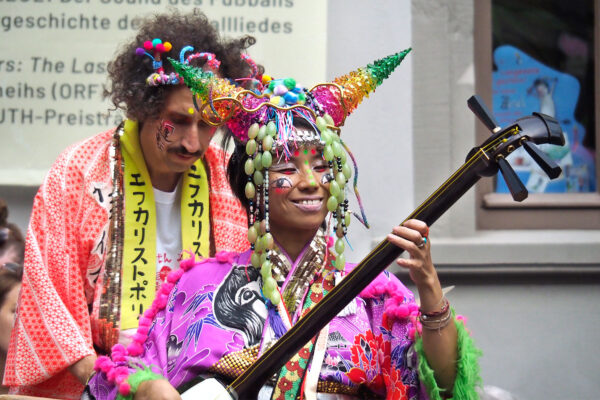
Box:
<box><xmin>120</xmin><ymin>120</ymin><xmax>210</xmax><ymax>329</ymax></box>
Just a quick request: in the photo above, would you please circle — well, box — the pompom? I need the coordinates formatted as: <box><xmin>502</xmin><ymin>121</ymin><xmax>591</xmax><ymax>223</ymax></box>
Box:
<box><xmin>133</xmin><ymin>333</ymin><xmax>147</xmax><ymax>343</ymax></box>
<box><xmin>137</xmin><ymin>325</ymin><xmax>150</xmax><ymax>336</ymax></box>
<box><xmin>143</xmin><ymin>41</ymin><xmax>153</xmax><ymax>51</ymax></box>
<box><xmin>161</xmin><ymin>282</ymin><xmax>174</xmax><ymax>294</ymax></box>
<box><xmin>135</xmin><ymin>48</ymin><xmax>146</xmax><ymax>56</ymax></box>
<box><xmin>327</xmin><ymin>236</ymin><xmax>335</xmax><ymax>248</ymax></box>
<box><xmin>152</xmin><ymin>38</ymin><xmax>162</xmax><ymax>47</ymax></box>
<box><xmin>118</xmin><ymin>382</ymin><xmax>132</xmax><ymax>396</ymax></box>
<box><xmin>216</xmin><ymin>251</ymin><xmax>234</xmax><ymax>263</ymax></box>
<box><xmin>143</xmin><ymin>308</ymin><xmax>157</xmax><ymax>320</ymax></box>
<box><xmin>408</xmin><ymin>326</ymin><xmax>416</xmax><ymax>340</ymax></box>
<box><xmin>155</xmin><ymin>293</ymin><xmax>168</xmax><ymax>309</ymax></box>
<box><xmin>167</xmin><ymin>269</ymin><xmax>182</xmax><ymax>283</ymax></box>
<box><xmin>179</xmin><ymin>256</ymin><xmax>196</xmax><ymax>271</ymax></box>
<box><xmin>155</xmin><ymin>43</ymin><xmax>165</xmax><ymax>53</ymax></box>
<box><xmin>138</xmin><ymin>316</ymin><xmax>152</xmax><ymax>327</ymax></box>
<box><xmin>94</xmin><ymin>356</ymin><xmax>113</xmax><ymax>372</ymax></box>
<box><xmin>127</xmin><ymin>341</ymin><xmax>144</xmax><ymax>357</ymax></box>
<box><xmin>164</xmin><ymin>42</ymin><xmax>172</xmax><ymax>52</ymax></box>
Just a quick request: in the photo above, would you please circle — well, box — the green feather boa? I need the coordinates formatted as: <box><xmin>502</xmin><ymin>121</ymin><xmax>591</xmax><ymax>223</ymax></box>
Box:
<box><xmin>415</xmin><ymin>314</ymin><xmax>482</xmax><ymax>400</ymax></box>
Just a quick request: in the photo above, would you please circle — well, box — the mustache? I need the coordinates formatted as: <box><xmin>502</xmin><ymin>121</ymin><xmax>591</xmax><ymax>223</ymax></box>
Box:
<box><xmin>167</xmin><ymin>146</ymin><xmax>203</xmax><ymax>157</ymax></box>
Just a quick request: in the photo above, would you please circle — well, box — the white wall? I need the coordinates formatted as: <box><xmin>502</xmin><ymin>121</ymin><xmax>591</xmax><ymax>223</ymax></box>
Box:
<box><xmin>327</xmin><ymin>0</ymin><xmax>414</xmax><ymax>263</ymax></box>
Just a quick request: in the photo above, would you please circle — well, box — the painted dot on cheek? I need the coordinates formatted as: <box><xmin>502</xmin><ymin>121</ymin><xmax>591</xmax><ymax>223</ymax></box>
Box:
<box><xmin>311</xmin><ymin>149</ymin><xmax>316</xmax><ymax>155</ymax></box>
<box><xmin>294</xmin><ymin>150</ymin><xmax>300</xmax><ymax>157</ymax></box>
<box><xmin>303</xmin><ymin>149</ymin><xmax>309</xmax><ymax>155</ymax></box>
<box><xmin>188</xmin><ymin>107</ymin><xmax>195</xmax><ymax>115</ymax></box>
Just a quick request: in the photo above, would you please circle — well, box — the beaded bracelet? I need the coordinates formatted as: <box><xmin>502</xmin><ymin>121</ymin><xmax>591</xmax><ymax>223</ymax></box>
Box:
<box><xmin>419</xmin><ymin>296</ymin><xmax>449</xmax><ymax>318</ymax></box>
<box><xmin>419</xmin><ymin>309</ymin><xmax>452</xmax><ymax>331</ymax></box>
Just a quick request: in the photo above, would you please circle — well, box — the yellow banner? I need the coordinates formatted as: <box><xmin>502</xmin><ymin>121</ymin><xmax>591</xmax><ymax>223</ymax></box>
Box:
<box><xmin>120</xmin><ymin>120</ymin><xmax>210</xmax><ymax>330</ymax></box>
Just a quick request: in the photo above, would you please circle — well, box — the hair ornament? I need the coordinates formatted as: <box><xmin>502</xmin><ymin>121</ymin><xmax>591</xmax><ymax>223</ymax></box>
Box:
<box><xmin>135</xmin><ymin>38</ymin><xmax>180</xmax><ymax>86</ymax></box>
<box><xmin>171</xmin><ymin>48</ymin><xmax>411</xmax><ymax>303</ymax></box>
<box><xmin>185</xmin><ymin>51</ymin><xmax>221</xmax><ymax>71</ymax></box>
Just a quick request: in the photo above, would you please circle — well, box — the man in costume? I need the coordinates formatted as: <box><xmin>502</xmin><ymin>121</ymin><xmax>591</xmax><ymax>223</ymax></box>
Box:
<box><xmin>85</xmin><ymin>50</ymin><xmax>481</xmax><ymax>399</ymax></box>
<box><xmin>4</xmin><ymin>10</ymin><xmax>254</xmax><ymax>399</ymax></box>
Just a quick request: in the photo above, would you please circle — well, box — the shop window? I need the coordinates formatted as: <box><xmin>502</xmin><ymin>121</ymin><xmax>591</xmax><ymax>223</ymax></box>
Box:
<box><xmin>474</xmin><ymin>0</ymin><xmax>600</xmax><ymax>229</ymax></box>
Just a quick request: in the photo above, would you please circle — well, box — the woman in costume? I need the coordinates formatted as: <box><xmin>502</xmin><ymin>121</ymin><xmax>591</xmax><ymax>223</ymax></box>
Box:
<box><xmin>86</xmin><ymin>50</ymin><xmax>481</xmax><ymax>400</ymax></box>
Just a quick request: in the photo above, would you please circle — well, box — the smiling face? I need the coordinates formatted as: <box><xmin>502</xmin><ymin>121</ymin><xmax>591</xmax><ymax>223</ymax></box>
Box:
<box><xmin>139</xmin><ymin>86</ymin><xmax>218</xmax><ymax>191</ymax></box>
<box><xmin>267</xmin><ymin>144</ymin><xmax>330</xmax><ymax>239</ymax></box>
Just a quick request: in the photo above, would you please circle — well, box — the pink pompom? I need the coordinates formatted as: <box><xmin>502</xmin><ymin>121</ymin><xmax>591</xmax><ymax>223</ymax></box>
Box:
<box><xmin>133</xmin><ymin>333</ymin><xmax>146</xmax><ymax>343</ymax></box>
<box><xmin>456</xmin><ymin>314</ymin><xmax>467</xmax><ymax>323</ymax></box>
<box><xmin>408</xmin><ymin>303</ymin><xmax>419</xmax><ymax>314</ymax></box>
<box><xmin>180</xmin><ymin>257</ymin><xmax>195</xmax><ymax>271</ymax></box>
<box><xmin>107</xmin><ymin>368</ymin><xmax>118</xmax><ymax>383</ymax></box>
<box><xmin>94</xmin><ymin>356</ymin><xmax>113</xmax><ymax>372</ymax></box>
<box><xmin>143</xmin><ymin>307</ymin><xmax>157</xmax><ymax>319</ymax></box>
<box><xmin>127</xmin><ymin>341</ymin><xmax>144</xmax><ymax>357</ymax></box>
<box><xmin>111</xmin><ymin>343</ymin><xmax>126</xmax><ymax>357</ymax></box>
<box><xmin>327</xmin><ymin>236</ymin><xmax>335</xmax><ymax>248</ymax></box>
<box><xmin>161</xmin><ymin>282</ymin><xmax>174</xmax><ymax>294</ymax></box>
<box><xmin>137</xmin><ymin>325</ymin><xmax>150</xmax><ymax>335</ymax></box>
<box><xmin>138</xmin><ymin>316</ymin><xmax>152</xmax><ymax>327</ymax></box>
<box><xmin>166</xmin><ymin>269</ymin><xmax>181</xmax><ymax>283</ymax></box>
<box><xmin>155</xmin><ymin>294</ymin><xmax>168</xmax><ymax>309</ymax></box>
<box><xmin>394</xmin><ymin>304</ymin><xmax>410</xmax><ymax>318</ymax></box>
<box><xmin>118</xmin><ymin>382</ymin><xmax>132</xmax><ymax>396</ymax></box>
<box><xmin>408</xmin><ymin>327</ymin><xmax>416</xmax><ymax>340</ymax></box>
<box><xmin>143</xmin><ymin>41</ymin><xmax>153</xmax><ymax>51</ymax></box>
<box><xmin>155</xmin><ymin>43</ymin><xmax>165</xmax><ymax>53</ymax></box>
<box><xmin>215</xmin><ymin>251</ymin><xmax>231</xmax><ymax>263</ymax></box>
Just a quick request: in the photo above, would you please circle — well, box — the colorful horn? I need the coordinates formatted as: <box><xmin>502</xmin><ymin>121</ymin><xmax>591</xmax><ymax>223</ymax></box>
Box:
<box><xmin>309</xmin><ymin>48</ymin><xmax>411</xmax><ymax>126</ymax></box>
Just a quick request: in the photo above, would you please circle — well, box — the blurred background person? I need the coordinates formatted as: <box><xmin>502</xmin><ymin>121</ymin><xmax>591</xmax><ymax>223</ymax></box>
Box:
<box><xmin>0</xmin><ymin>198</ymin><xmax>25</xmax><ymax>269</ymax></box>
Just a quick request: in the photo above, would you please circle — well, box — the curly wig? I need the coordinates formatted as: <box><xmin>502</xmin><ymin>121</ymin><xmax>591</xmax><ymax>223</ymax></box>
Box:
<box><xmin>104</xmin><ymin>8</ymin><xmax>257</xmax><ymax>122</ymax></box>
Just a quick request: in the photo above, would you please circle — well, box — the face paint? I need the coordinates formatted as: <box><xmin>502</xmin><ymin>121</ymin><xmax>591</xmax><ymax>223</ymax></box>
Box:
<box><xmin>321</xmin><ymin>173</ymin><xmax>333</xmax><ymax>185</ymax></box>
<box><xmin>187</xmin><ymin>107</ymin><xmax>195</xmax><ymax>115</ymax></box>
<box><xmin>156</xmin><ymin>120</ymin><xmax>175</xmax><ymax>150</ymax></box>
<box><xmin>271</xmin><ymin>177</ymin><xmax>293</xmax><ymax>193</ymax></box>
<box><xmin>304</xmin><ymin>160</ymin><xmax>317</xmax><ymax>186</ymax></box>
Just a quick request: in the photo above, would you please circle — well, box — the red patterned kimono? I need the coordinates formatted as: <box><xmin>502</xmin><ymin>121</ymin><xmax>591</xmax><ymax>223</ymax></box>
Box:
<box><xmin>3</xmin><ymin>127</ymin><xmax>249</xmax><ymax>399</ymax></box>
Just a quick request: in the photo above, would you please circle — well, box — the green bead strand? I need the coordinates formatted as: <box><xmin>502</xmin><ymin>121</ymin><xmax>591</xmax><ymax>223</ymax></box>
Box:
<box><xmin>246</xmin><ymin>139</ymin><xmax>257</xmax><ymax>156</ymax></box>
<box><xmin>327</xmin><ymin>196</ymin><xmax>338</xmax><ymax>212</ymax></box>
<box><xmin>247</xmin><ymin>225</ymin><xmax>258</xmax><ymax>244</ymax></box>
<box><xmin>335</xmin><ymin>238</ymin><xmax>345</xmax><ymax>254</ymax></box>
<box><xmin>253</xmin><ymin>170</ymin><xmax>264</xmax><ymax>186</ymax></box>
<box><xmin>323</xmin><ymin>145</ymin><xmax>334</xmax><ymax>161</ymax></box>
<box><xmin>248</xmin><ymin>123</ymin><xmax>259</xmax><ymax>139</ymax></box>
<box><xmin>254</xmin><ymin>153</ymin><xmax>263</xmax><ymax>171</ymax></box>
<box><xmin>267</xmin><ymin>121</ymin><xmax>277</xmax><ymax>137</ymax></box>
<box><xmin>316</xmin><ymin>116</ymin><xmax>327</xmax><ymax>132</ymax></box>
<box><xmin>335</xmin><ymin>253</ymin><xmax>346</xmax><ymax>271</ymax></box>
<box><xmin>261</xmin><ymin>151</ymin><xmax>273</xmax><ymax>168</ymax></box>
<box><xmin>329</xmin><ymin>180</ymin><xmax>340</xmax><ymax>197</ymax></box>
<box><xmin>244</xmin><ymin>158</ymin><xmax>255</xmax><ymax>175</ymax></box>
<box><xmin>257</xmin><ymin>125</ymin><xmax>267</xmax><ymax>141</ymax></box>
<box><xmin>262</xmin><ymin>135</ymin><xmax>273</xmax><ymax>151</ymax></box>
<box><xmin>245</xmin><ymin>182</ymin><xmax>255</xmax><ymax>199</ymax></box>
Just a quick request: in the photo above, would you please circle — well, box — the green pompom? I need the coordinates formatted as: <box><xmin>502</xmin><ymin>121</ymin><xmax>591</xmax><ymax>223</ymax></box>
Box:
<box><xmin>283</xmin><ymin>78</ymin><xmax>296</xmax><ymax>90</ymax></box>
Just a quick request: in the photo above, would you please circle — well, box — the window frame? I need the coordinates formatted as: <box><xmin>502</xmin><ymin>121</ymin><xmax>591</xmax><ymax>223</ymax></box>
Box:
<box><xmin>474</xmin><ymin>0</ymin><xmax>600</xmax><ymax>230</ymax></box>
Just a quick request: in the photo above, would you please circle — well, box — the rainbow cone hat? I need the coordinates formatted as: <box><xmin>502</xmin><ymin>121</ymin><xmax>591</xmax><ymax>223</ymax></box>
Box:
<box><xmin>169</xmin><ymin>48</ymin><xmax>411</xmax><ymax>142</ymax></box>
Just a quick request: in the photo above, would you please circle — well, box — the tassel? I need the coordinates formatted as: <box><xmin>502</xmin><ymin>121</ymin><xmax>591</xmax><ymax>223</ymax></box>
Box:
<box><xmin>267</xmin><ymin>302</ymin><xmax>287</xmax><ymax>339</ymax></box>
